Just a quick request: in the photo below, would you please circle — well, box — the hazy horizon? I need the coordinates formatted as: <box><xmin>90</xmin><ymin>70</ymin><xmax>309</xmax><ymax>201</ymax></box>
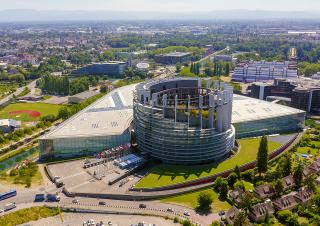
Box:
<box><xmin>2</xmin><ymin>0</ymin><xmax>320</xmax><ymax>12</ymax></box>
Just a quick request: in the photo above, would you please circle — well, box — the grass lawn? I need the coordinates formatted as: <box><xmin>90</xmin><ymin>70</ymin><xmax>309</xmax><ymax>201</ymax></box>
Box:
<box><xmin>297</xmin><ymin>146</ymin><xmax>320</xmax><ymax>156</ymax></box>
<box><xmin>0</xmin><ymin>102</ymin><xmax>62</xmax><ymax>121</ymax></box>
<box><xmin>135</xmin><ymin>138</ymin><xmax>282</xmax><ymax>188</ymax></box>
<box><xmin>160</xmin><ymin>187</ymin><xmax>231</xmax><ymax>211</ymax></box>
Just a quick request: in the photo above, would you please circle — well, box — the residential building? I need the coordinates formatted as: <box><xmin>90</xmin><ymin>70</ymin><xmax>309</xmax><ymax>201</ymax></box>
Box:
<box><xmin>273</xmin><ymin>195</ymin><xmax>298</xmax><ymax>211</ymax></box>
<box><xmin>249</xmin><ymin>202</ymin><xmax>275</xmax><ymax>223</ymax></box>
<box><xmin>225</xmin><ymin>206</ymin><xmax>240</xmax><ymax>225</ymax></box>
<box><xmin>282</xmin><ymin>175</ymin><xmax>295</xmax><ymax>191</ymax></box>
<box><xmin>229</xmin><ymin>188</ymin><xmax>245</xmax><ymax>206</ymax></box>
<box><xmin>254</xmin><ymin>184</ymin><xmax>275</xmax><ymax>199</ymax></box>
<box><xmin>294</xmin><ymin>188</ymin><xmax>313</xmax><ymax>204</ymax></box>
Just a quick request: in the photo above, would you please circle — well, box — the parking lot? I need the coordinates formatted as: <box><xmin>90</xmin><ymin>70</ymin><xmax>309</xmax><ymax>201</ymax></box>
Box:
<box><xmin>47</xmin><ymin>159</ymin><xmax>145</xmax><ymax>195</ymax></box>
<box><xmin>20</xmin><ymin>212</ymin><xmax>179</xmax><ymax>226</ymax></box>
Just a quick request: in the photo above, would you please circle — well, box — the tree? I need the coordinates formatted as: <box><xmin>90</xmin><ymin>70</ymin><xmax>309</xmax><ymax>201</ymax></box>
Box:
<box><xmin>182</xmin><ymin>220</ymin><xmax>192</xmax><ymax>226</ymax></box>
<box><xmin>100</xmin><ymin>86</ymin><xmax>108</xmax><ymax>93</ymax></box>
<box><xmin>197</xmin><ymin>192</ymin><xmax>213</xmax><ymax>211</ymax></box>
<box><xmin>213</xmin><ymin>177</ymin><xmax>223</xmax><ymax>192</ymax></box>
<box><xmin>240</xmin><ymin>192</ymin><xmax>253</xmax><ymax>212</ymax></box>
<box><xmin>234</xmin><ymin>165</ymin><xmax>241</xmax><ymax>179</ymax></box>
<box><xmin>233</xmin><ymin>212</ymin><xmax>250</xmax><ymax>226</ymax></box>
<box><xmin>219</xmin><ymin>180</ymin><xmax>229</xmax><ymax>200</ymax></box>
<box><xmin>257</xmin><ymin>135</ymin><xmax>269</xmax><ymax>176</ymax></box>
<box><xmin>210</xmin><ymin>221</ymin><xmax>220</xmax><ymax>226</ymax></box>
<box><xmin>282</xmin><ymin>154</ymin><xmax>292</xmax><ymax>176</ymax></box>
<box><xmin>176</xmin><ymin>63</ymin><xmax>182</xmax><ymax>73</ymax></box>
<box><xmin>227</xmin><ymin>172</ymin><xmax>238</xmax><ymax>188</ymax></box>
<box><xmin>305</xmin><ymin>176</ymin><xmax>316</xmax><ymax>192</ymax></box>
<box><xmin>293</xmin><ymin>161</ymin><xmax>304</xmax><ymax>188</ymax></box>
<box><xmin>274</xmin><ymin>179</ymin><xmax>284</xmax><ymax>197</ymax></box>
<box><xmin>234</xmin><ymin>180</ymin><xmax>245</xmax><ymax>190</ymax></box>
<box><xmin>225</xmin><ymin>63</ymin><xmax>230</xmax><ymax>76</ymax></box>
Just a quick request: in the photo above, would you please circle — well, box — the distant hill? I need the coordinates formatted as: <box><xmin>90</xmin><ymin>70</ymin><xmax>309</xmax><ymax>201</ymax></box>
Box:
<box><xmin>1</xmin><ymin>9</ymin><xmax>320</xmax><ymax>22</ymax></box>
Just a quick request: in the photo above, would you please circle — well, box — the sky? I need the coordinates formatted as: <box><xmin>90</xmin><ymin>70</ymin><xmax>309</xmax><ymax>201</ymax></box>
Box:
<box><xmin>1</xmin><ymin>0</ymin><xmax>320</xmax><ymax>12</ymax></box>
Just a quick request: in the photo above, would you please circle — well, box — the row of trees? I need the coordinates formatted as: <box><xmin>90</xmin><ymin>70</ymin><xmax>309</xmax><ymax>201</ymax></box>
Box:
<box><xmin>37</xmin><ymin>75</ymin><xmax>100</xmax><ymax>96</ymax></box>
<box><xmin>203</xmin><ymin>61</ymin><xmax>232</xmax><ymax>77</ymax></box>
<box><xmin>37</xmin><ymin>75</ymin><xmax>70</xmax><ymax>95</ymax></box>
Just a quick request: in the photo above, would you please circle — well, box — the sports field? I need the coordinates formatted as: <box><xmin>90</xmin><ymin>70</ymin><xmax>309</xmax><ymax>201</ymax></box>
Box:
<box><xmin>135</xmin><ymin>138</ymin><xmax>282</xmax><ymax>188</ymax></box>
<box><xmin>0</xmin><ymin>103</ymin><xmax>62</xmax><ymax>122</ymax></box>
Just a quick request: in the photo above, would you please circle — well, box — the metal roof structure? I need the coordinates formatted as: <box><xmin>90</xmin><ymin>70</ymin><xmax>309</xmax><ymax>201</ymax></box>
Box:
<box><xmin>40</xmin><ymin>83</ymin><xmax>304</xmax><ymax>140</ymax></box>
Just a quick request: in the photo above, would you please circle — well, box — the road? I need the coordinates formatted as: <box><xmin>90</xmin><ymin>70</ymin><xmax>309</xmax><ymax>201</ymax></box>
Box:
<box><xmin>0</xmin><ymin>180</ymin><xmax>219</xmax><ymax>225</ymax></box>
<box><xmin>196</xmin><ymin>46</ymin><xmax>229</xmax><ymax>64</ymax></box>
<box><xmin>0</xmin><ymin>79</ymin><xmax>38</xmax><ymax>106</ymax></box>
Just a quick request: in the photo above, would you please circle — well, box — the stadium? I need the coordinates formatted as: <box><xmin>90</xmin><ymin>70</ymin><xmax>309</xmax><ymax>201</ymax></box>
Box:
<box><xmin>39</xmin><ymin>77</ymin><xmax>306</xmax><ymax>164</ymax></box>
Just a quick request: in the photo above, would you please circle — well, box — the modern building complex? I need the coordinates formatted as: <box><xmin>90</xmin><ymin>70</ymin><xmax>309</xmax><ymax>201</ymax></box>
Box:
<box><xmin>39</xmin><ymin>84</ymin><xmax>135</xmax><ymax>159</ymax></box>
<box><xmin>232</xmin><ymin>60</ymin><xmax>298</xmax><ymax>83</ymax></box>
<box><xmin>133</xmin><ymin>78</ymin><xmax>235</xmax><ymax>165</ymax></box>
<box><xmin>154</xmin><ymin>52</ymin><xmax>192</xmax><ymax>65</ymax></box>
<box><xmin>249</xmin><ymin>78</ymin><xmax>320</xmax><ymax>114</ymax></box>
<box><xmin>39</xmin><ymin>77</ymin><xmax>305</xmax><ymax>162</ymax></box>
<box><xmin>72</xmin><ymin>61</ymin><xmax>127</xmax><ymax>77</ymax></box>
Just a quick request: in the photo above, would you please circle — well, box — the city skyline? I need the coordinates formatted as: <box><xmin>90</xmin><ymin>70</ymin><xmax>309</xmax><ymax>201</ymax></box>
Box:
<box><xmin>2</xmin><ymin>0</ymin><xmax>320</xmax><ymax>12</ymax></box>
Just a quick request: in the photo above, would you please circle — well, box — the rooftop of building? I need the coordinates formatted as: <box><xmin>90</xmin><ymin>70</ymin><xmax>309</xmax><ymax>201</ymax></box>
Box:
<box><xmin>40</xmin><ymin>84</ymin><xmax>136</xmax><ymax>139</ymax></box>
<box><xmin>40</xmin><ymin>82</ymin><xmax>305</xmax><ymax>139</ymax></box>
<box><xmin>69</xmin><ymin>90</ymin><xmax>99</xmax><ymax>99</ymax></box>
<box><xmin>159</xmin><ymin>52</ymin><xmax>191</xmax><ymax>57</ymax></box>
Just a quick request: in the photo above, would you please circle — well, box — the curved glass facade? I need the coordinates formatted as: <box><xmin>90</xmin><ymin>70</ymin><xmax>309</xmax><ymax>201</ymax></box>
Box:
<box><xmin>133</xmin><ymin>78</ymin><xmax>235</xmax><ymax>165</ymax></box>
<box><xmin>133</xmin><ymin>104</ymin><xmax>235</xmax><ymax>165</ymax></box>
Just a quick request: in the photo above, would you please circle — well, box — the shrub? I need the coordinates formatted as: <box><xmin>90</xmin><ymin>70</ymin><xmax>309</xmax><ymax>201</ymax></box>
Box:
<box><xmin>277</xmin><ymin>210</ymin><xmax>292</xmax><ymax>223</ymax></box>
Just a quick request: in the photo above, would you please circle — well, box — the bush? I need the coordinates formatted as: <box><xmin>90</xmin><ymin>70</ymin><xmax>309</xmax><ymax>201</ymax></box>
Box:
<box><xmin>277</xmin><ymin>210</ymin><xmax>292</xmax><ymax>223</ymax></box>
<box><xmin>197</xmin><ymin>192</ymin><xmax>213</xmax><ymax>211</ymax></box>
<box><xmin>173</xmin><ymin>217</ymin><xmax>179</xmax><ymax>223</ymax></box>
<box><xmin>182</xmin><ymin>220</ymin><xmax>193</xmax><ymax>226</ymax></box>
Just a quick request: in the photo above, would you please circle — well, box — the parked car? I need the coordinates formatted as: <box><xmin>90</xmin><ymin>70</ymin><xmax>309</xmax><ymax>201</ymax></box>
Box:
<box><xmin>184</xmin><ymin>211</ymin><xmax>190</xmax><ymax>216</ymax></box>
<box><xmin>99</xmin><ymin>201</ymin><xmax>106</xmax><ymax>206</ymax></box>
<box><xmin>139</xmin><ymin>203</ymin><xmax>147</xmax><ymax>208</ymax></box>
<box><xmin>34</xmin><ymin>194</ymin><xmax>45</xmax><ymax>202</ymax></box>
<box><xmin>72</xmin><ymin>199</ymin><xmax>79</xmax><ymax>204</ymax></box>
<box><xmin>167</xmin><ymin>208</ymin><xmax>174</xmax><ymax>212</ymax></box>
<box><xmin>4</xmin><ymin>202</ymin><xmax>16</xmax><ymax>211</ymax></box>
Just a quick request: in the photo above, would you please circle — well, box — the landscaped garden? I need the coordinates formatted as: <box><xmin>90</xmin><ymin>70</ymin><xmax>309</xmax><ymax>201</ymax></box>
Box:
<box><xmin>135</xmin><ymin>137</ymin><xmax>282</xmax><ymax>188</ymax></box>
<box><xmin>161</xmin><ymin>187</ymin><xmax>232</xmax><ymax>211</ymax></box>
<box><xmin>0</xmin><ymin>102</ymin><xmax>62</xmax><ymax>122</ymax></box>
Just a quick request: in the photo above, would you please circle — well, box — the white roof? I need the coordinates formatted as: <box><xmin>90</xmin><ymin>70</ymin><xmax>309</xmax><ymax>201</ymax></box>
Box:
<box><xmin>232</xmin><ymin>94</ymin><xmax>304</xmax><ymax>124</ymax></box>
<box><xmin>41</xmin><ymin>84</ymin><xmax>136</xmax><ymax>139</ymax></box>
<box><xmin>0</xmin><ymin>119</ymin><xmax>21</xmax><ymax>127</ymax></box>
<box><xmin>41</xmin><ymin>85</ymin><xmax>304</xmax><ymax>139</ymax></box>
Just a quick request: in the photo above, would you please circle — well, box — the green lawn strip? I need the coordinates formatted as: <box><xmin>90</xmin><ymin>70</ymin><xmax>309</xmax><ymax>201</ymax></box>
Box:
<box><xmin>297</xmin><ymin>146</ymin><xmax>320</xmax><ymax>156</ymax></box>
<box><xmin>0</xmin><ymin>103</ymin><xmax>62</xmax><ymax>121</ymax></box>
<box><xmin>0</xmin><ymin>206</ymin><xmax>59</xmax><ymax>226</ymax></box>
<box><xmin>135</xmin><ymin>138</ymin><xmax>282</xmax><ymax>188</ymax></box>
<box><xmin>160</xmin><ymin>187</ymin><xmax>231</xmax><ymax>211</ymax></box>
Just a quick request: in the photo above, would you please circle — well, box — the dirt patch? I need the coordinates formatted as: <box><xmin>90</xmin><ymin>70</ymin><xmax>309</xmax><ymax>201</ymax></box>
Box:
<box><xmin>9</xmin><ymin>110</ymin><xmax>41</xmax><ymax>118</ymax></box>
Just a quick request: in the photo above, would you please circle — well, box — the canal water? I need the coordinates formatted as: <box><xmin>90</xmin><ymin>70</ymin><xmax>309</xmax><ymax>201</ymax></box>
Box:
<box><xmin>0</xmin><ymin>147</ymin><xmax>38</xmax><ymax>172</ymax></box>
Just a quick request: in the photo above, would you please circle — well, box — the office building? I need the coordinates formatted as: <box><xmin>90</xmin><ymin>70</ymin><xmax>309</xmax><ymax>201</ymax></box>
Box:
<box><xmin>72</xmin><ymin>61</ymin><xmax>127</xmax><ymax>77</ymax></box>
<box><xmin>154</xmin><ymin>52</ymin><xmax>192</xmax><ymax>65</ymax></box>
<box><xmin>232</xmin><ymin>60</ymin><xmax>298</xmax><ymax>83</ymax></box>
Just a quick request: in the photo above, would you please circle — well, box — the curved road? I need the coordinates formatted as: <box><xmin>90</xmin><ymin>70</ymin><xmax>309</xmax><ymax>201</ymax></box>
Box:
<box><xmin>0</xmin><ymin>79</ymin><xmax>38</xmax><ymax>106</ymax></box>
